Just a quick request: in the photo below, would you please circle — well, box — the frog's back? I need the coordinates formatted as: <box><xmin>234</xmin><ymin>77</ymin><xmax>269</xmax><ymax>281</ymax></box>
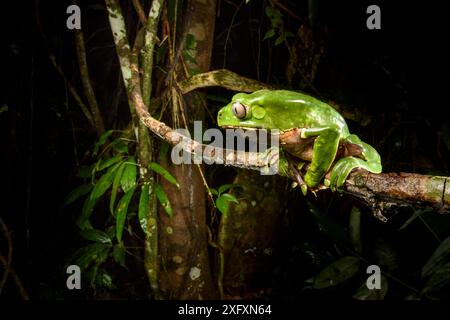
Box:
<box><xmin>256</xmin><ymin>90</ymin><xmax>350</xmax><ymax>135</ymax></box>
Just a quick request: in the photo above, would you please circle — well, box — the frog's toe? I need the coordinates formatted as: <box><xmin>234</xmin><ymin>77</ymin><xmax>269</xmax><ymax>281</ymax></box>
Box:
<box><xmin>329</xmin><ymin>160</ymin><xmax>349</xmax><ymax>192</ymax></box>
<box><xmin>301</xmin><ymin>184</ymin><xmax>308</xmax><ymax>196</ymax></box>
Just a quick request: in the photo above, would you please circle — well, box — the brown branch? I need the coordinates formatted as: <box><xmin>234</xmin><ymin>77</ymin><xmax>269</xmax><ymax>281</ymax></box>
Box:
<box><xmin>0</xmin><ymin>218</ymin><xmax>29</xmax><ymax>300</ymax></box>
<box><xmin>132</xmin><ymin>69</ymin><xmax>450</xmax><ymax>215</ymax></box>
<box><xmin>74</xmin><ymin>28</ymin><xmax>105</xmax><ymax>135</ymax></box>
<box><xmin>345</xmin><ymin>171</ymin><xmax>450</xmax><ymax>214</ymax></box>
<box><xmin>177</xmin><ymin>69</ymin><xmax>273</xmax><ymax>94</ymax></box>
<box><xmin>34</xmin><ymin>1</ymin><xmax>94</xmax><ymax>128</ymax></box>
<box><xmin>132</xmin><ymin>0</ymin><xmax>147</xmax><ymax>25</ymax></box>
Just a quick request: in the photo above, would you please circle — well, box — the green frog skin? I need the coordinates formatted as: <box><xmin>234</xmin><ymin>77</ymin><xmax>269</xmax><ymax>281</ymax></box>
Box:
<box><xmin>217</xmin><ymin>89</ymin><xmax>382</xmax><ymax>193</ymax></box>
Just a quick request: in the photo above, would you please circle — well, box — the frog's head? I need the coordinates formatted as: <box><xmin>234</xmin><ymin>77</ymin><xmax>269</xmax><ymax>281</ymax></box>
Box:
<box><xmin>217</xmin><ymin>91</ymin><xmax>275</xmax><ymax>130</ymax></box>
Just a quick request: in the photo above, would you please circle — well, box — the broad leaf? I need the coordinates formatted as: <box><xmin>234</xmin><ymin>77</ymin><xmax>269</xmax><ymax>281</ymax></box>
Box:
<box><xmin>96</xmin><ymin>156</ymin><xmax>122</xmax><ymax>171</ymax></box>
<box><xmin>349</xmin><ymin>207</ymin><xmax>362</xmax><ymax>253</ymax></box>
<box><xmin>77</xmin><ymin>197</ymin><xmax>97</xmax><ymax>230</ymax></box>
<box><xmin>216</xmin><ymin>195</ymin><xmax>231</xmax><ymax>217</ymax></box>
<box><xmin>155</xmin><ymin>183</ymin><xmax>173</xmax><ymax>218</ymax></box>
<box><xmin>110</xmin><ymin>161</ymin><xmax>126</xmax><ymax>214</ymax></box>
<box><xmin>422</xmin><ymin>262</ymin><xmax>450</xmax><ymax>294</ymax></box>
<box><xmin>208</xmin><ymin>188</ymin><xmax>219</xmax><ymax>196</ymax></box>
<box><xmin>353</xmin><ymin>275</ymin><xmax>388</xmax><ymax>300</ymax></box>
<box><xmin>90</xmin><ymin>163</ymin><xmax>120</xmax><ymax>200</ymax></box>
<box><xmin>185</xmin><ymin>34</ymin><xmax>196</xmax><ymax>50</ymax></box>
<box><xmin>120</xmin><ymin>157</ymin><xmax>137</xmax><ymax>193</ymax></box>
<box><xmin>111</xmin><ymin>138</ymin><xmax>129</xmax><ymax>154</ymax></box>
<box><xmin>220</xmin><ymin>193</ymin><xmax>239</xmax><ymax>204</ymax></box>
<box><xmin>93</xmin><ymin>130</ymin><xmax>113</xmax><ymax>155</ymax></box>
<box><xmin>113</xmin><ymin>243</ymin><xmax>126</xmax><ymax>268</ymax></box>
<box><xmin>148</xmin><ymin>162</ymin><xmax>179</xmax><ymax>188</ymax></box>
<box><xmin>218</xmin><ymin>183</ymin><xmax>240</xmax><ymax>195</ymax></box>
<box><xmin>96</xmin><ymin>270</ymin><xmax>115</xmax><ymax>289</ymax></box>
<box><xmin>77</xmin><ymin>164</ymin><xmax>95</xmax><ymax>179</ymax></box>
<box><xmin>138</xmin><ymin>183</ymin><xmax>151</xmax><ymax>232</ymax></box>
<box><xmin>115</xmin><ymin>185</ymin><xmax>136</xmax><ymax>242</ymax></box>
<box><xmin>422</xmin><ymin>237</ymin><xmax>450</xmax><ymax>278</ymax></box>
<box><xmin>263</xmin><ymin>29</ymin><xmax>275</xmax><ymax>41</ymax></box>
<box><xmin>80</xmin><ymin>229</ymin><xmax>112</xmax><ymax>244</ymax></box>
<box><xmin>313</xmin><ymin>256</ymin><xmax>360</xmax><ymax>289</ymax></box>
<box><xmin>63</xmin><ymin>183</ymin><xmax>93</xmax><ymax>206</ymax></box>
<box><xmin>73</xmin><ymin>243</ymin><xmax>111</xmax><ymax>270</ymax></box>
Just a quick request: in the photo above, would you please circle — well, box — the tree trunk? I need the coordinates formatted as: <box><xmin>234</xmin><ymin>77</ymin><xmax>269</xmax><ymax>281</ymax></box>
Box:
<box><xmin>158</xmin><ymin>0</ymin><xmax>218</xmax><ymax>299</ymax></box>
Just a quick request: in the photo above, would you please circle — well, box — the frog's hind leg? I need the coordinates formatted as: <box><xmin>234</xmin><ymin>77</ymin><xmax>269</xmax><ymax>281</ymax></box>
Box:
<box><xmin>301</xmin><ymin>127</ymin><xmax>341</xmax><ymax>189</ymax></box>
<box><xmin>329</xmin><ymin>134</ymin><xmax>382</xmax><ymax>191</ymax></box>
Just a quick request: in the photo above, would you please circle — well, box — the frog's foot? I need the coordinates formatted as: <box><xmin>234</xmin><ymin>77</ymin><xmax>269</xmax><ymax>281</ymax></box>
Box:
<box><xmin>288</xmin><ymin>161</ymin><xmax>308</xmax><ymax>195</ymax></box>
<box><xmin>329</xmin><ymin>135</ymin><xmax>382</xmax><ymax>192</ymax></box>
<box><xmin>328</xmin><ymin>156</ymin><xmax>381</xmax><ymax>192</ymax></box>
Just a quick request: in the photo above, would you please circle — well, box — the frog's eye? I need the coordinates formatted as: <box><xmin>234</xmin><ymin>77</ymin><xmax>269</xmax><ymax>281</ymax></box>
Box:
<box><xmin>232</xmin><ymin>102</ymin><xmax>247</xmax><ymax>119</ymax></box>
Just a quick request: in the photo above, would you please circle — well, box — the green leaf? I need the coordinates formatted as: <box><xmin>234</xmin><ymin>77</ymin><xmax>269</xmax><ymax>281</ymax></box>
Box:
<box><xmin>138</xmin><ymin>183</ymin><xmax>151</xmax><ymax>232</ymax></box>
<box><xmin>148</xmin><ymin>162</ymin><xmax>179</xmax><ymax>188</ymax></box>
<box><xmin>422</xmin><ymin>237</ymin><xmax>450</xmax><ymax>278</ymax></box>
<box><xmin>349</xmin><ymin>207</ymin><xmax>362</xmax><ymax>253</ymax></box>
<box><xmin>353</xmin><ymin>275</ymin><xmax>389</xmax><ymax>300</ymax></box>
<box><xmin>120</xmin><ymin>157</ymin><xmax>137</xmax><ymax>193</ymax></box>
<box><xmin>77</xmin><ymin>164</ymin><xmax>95</xmax><ymax>179</ymax></box>
<box><xmin>90</xmin><ymin>163</ymin><xmax>120</xmax><ymax>200</ymax></box>
<box><xmin>313</xmin><ymin>256</ymin><xmax>360</xmax><ymax>289</ymax></box>
<box><xmin>113</xmin><ymin>243</ymin><xmax>126</xmax><ymax>268</ymax></box>
<box><xmin>208</xmin><ymin>188</ymin><xmax>219</xmax><ymax>196</ymax></box>
<box><xmin>80</xmin><ymin>229</ymin><xmax>112</xmax><ymax>244</ymax></box>
<box><xmin>0</xmin><ymin>104</ymin><xmax>8</xmax><ymax>114</ymax></box>
<box><xmin>116</xmin><ymin>185</ymin><xmax>136</xmax><ymax>242</ymax></box>
<box><xmin>216</xmin><ymin>195</ymin><xmax>230</xmax><ymax>217</ymax></box>
<box><xmin>88</xmin><ymin>264</ymin><xmax>99</xmax><ymax>288</ymax></box>
<box><xmin>422</xmin><ymin>262</ymin><xmax>450</xmax><ymax>294</ymax></box>
<box><xmin>220</xmin><ymin>193</ymin><xmax>239</xmax><ymax>204</ymax></box>
<box><xmin>93</xmin><ymin>130</ymin><xmax>113</xmax><ymax>155</ymax></box>
<box><xmin>63</xmin><ymin>183</ymin><xmax>93</xmax><ymax>206</ymax></box>
<box><xmin>188</xmin><ymin>67</ymin><xmax>201</xmax><ymax>76</ymax></box>
<box><xmin>96</xmin><ymin>156</ymin><xmax>122</xmax><ymax>171</ymax></box>
<box><xmin>263</xmin><ymin>29</ymin><xmax>275</xmax><ymax>41</ymax></box>
<box><xmin>285</xmin><ymin>31</ymin><xmax>295</xmax><ymax>38</ymax></box>
<box><xmin>73</xmin><ymin>243</ymin><xmax>111</xmax><ymax>270</ymax></box>
<box><xmin>155</xmin><ymin>183</ymin><xmax>173</xmax><ymax>218</ymax></box>
<box><xmin>111</xmin><ymin>138</ymin><xmax>129</xmax><ymax>154</ymax></box>
<box><xmin>110</xmin><ymin>161</ymin><xmax>126</xmax><ymax>214</ymax></box>
<box><xmin>77</xmin><ymin>197</ymin><xmax>97</xmax><ymax>230</ymax></box>
<box><xmin>96</xmin><ymin>270</ymin><xmax>115</xmax><ymax>289</ymax></box>
<box><xmin>308</xmin><ymin>0</ymin><xmax>318</xmax><ymax>26</ymax></box>
<box><xmin>158</xmin><ymin>142</ymin><xmax>171</xmax><ymax>159</ymax></box>
<box><xmin>218</xmin><ymin>183</ymin><xmax>234</xmax><ymax>195</ymax></box>
<box><xmin>274</xmin><ymin>35</ymin><xmax>285</xmax><ymax>46</ymax></box>
<box><xmin>185</xmin><ymin>33</ymin><xmax>196</xmax><ymax>50</ymax></box>
<box><xmin>265</xmin><ymin>6</ymin><xmax>283</xmax><ymax>28</ymax></box>
<box><xmin>218</xmin><ymin>183</ymin><xmax>239</xmax><ymax>195</ymax></box>
<box><xmin>183</xmin><ymin>51</ymin><xmax>197</xmax><ymax>64</ymax></box>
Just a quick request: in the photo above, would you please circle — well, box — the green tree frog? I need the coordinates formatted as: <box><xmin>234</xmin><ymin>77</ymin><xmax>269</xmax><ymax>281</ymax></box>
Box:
<box><xmin>217</xmin><ymin>89</ymin><xmax>382</xmax><ymax>194</ymax></box>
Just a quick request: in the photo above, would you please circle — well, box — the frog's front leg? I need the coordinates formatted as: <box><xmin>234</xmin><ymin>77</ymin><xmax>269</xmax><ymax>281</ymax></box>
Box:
<box><xmin>328</xmin><ymin>134</ymin><xmax>382</xmax><ymax>191</ymax></box>
<box><xmin>301</xmin><ymin>126</ymin><xmax>341</xmax><ymax>189</ymax></box>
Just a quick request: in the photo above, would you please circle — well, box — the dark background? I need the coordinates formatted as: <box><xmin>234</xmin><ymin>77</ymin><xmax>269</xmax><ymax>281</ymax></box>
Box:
<box><xmin>1</xmin><ymin>0</ymin><xmax>450</xmax><ymax>299</ymax></box>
